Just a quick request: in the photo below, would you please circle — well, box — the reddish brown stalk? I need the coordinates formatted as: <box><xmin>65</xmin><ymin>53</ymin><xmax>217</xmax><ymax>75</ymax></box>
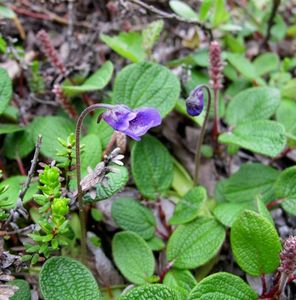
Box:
<box><xmin>159</xmin><ymin>261</ymin><xmax>174</xmax><ymax>283</ymax></box>
<box><xmin>52</xmin><ymin>85</ymin><xmax>78</xmax><ymax>120</ymax></box>
<box><xmin>16</xmin><ymin>157</ymin><xmax>26</xmax><ymax>176</ymax></box>
<box><xmin>267</xmin><ymin>199</ymin><xmax>284</xmax><ymax>209</ymax></box>
<box><xmin>36</xmin><ymin>30</ymin><xmax>66</xmax><ymax>75</ymax></box>
<box><xmin>209</xmin><ymin>41</ymin><xmax>224</xmax><ymax>143</ymax></box>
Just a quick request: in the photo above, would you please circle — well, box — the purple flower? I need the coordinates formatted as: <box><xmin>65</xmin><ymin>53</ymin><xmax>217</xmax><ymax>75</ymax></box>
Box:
<box><xmin>100</xmin><ymin>105</ymin><xmax>161</xmax><ymax>141</ymax></box>
<box><xmin>186</xmin><ymin>86</ymin><xmax>204</xmax><ymax>116</ymax></box>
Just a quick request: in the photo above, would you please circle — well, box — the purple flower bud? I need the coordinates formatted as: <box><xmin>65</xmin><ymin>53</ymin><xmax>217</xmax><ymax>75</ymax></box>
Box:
<box><xmin>100</xmin><ymin>105</ymin><xmax>161</xmax><ymax>141</ymax></box>
<box><xmin>186</xmin><ymin>86</ymin><xmax>204</xmax><ymax>116</ymax></box>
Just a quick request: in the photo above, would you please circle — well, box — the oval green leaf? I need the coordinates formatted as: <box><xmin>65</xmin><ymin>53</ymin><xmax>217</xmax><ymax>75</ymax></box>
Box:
<box><xmin>113</xmin><ymin>62</ymin><xmax>180</xmax><ymax>117</ymax></box>
<box><xmin>230</xmin><ymin>210</ymin><xmax>281</xmax><ymax>276</ymax></box>
<box><xmin>131</xmin><ymin>135</ymin><xmax>173</xmax><ymax>200</ymax></box>
<box><xmin>40</xmin><ymin>256</ymin><xmax>102</xmax><ymax>300</ymax></box>
<box><xmin>225</xmin><ymin>87</ymin><xmax>281</xmax><ymax>126</ymax></box>
<box><xmin>188</xmin><ymin>272</ymin><xmax>257</xmax><ymax>300</ymax></box>
<box><xmin>219</xmin><ymin>120</ymin><xmax>286</xmax><ymax>157</ymax></box>
<box><xmin>169</xmin><ymin>186</ymin><xmax>206</xmax><ymax>225</ymax></box>
<box><xmin>119</xmin><ymin>284</ymin><xmax>179</xmax><ymax>300</ymax></box>
<box><xmin>0</xmin><ymin>68</ymin><xmax>12</xmax><ymax>114</ymax></box>
<box><xmin>166</xmin><ymin>217</ymin><xmax>225</xmax><ymax>269</ymax></box>
<box><xmin>112</xmin><ymin>231</ymin><xmax>155</xmax><ymax>285</ymax></box>
<box><xmin>112</xmin><ymin>198</ymin><xmax>156</xmax><ymax>240</ymax></box>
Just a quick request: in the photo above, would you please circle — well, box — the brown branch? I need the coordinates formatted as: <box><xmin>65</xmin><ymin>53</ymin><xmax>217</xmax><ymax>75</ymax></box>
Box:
<box><xmin>263</xmin><ymin>0</ymin><xmax>281</xmax><ymax>47</ymax></box>
<box><xmin>127</xmin><ymin>0</ymin><xmax>213</xmax><ymax>41</ymax></box>
<box><xmin>19</xmin><ymin>135</ymin><xmax>42</xmax><ymax>201</ymax></box>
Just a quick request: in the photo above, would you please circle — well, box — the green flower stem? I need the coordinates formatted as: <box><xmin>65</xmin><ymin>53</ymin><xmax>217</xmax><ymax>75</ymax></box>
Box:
<box><xmin>194</xmin><ymin>85</ymin><xmax>212</xmax><ymax>185</ymax></box>
<box><xmin>75</xmin><ymin>103</ymin><xmax>113</xmax><ymax>264</ymax></box>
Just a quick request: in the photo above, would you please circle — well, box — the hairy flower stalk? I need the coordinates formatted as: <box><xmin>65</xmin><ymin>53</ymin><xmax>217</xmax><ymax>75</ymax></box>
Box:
<box><xmin>37</xmin><ymin>29</ymin><xmax>66</xmax><ymax>75</ymax></box>
<box><xmin>186</xmin><ymin>85</ymin><xmax>212</xmax><ymax>185</ymax></box>
<box><xmin>277</xmin><ymin>236</ymin><xmax>296</xmax><ymax>298</ymax></box>
<box><xmin>76</xmin><ymin>104</ymin><xmax>161</xmax><ymax>263</ymax></box>
<box><xmin>209</xmin><ymin>41</ymin><xmax>224</xmax><ymax>140</ymax></box>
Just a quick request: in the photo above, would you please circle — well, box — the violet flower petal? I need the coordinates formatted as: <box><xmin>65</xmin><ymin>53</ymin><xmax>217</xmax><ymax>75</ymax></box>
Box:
<box><xmin>186</xmin><ymin>86</ymin><xmax>204</xmax><ymax>116</ymax></box>
<box><xmin>101</xmin><ymin>105</ymin><xmax>161</xmax><ymax>141</ymax></box>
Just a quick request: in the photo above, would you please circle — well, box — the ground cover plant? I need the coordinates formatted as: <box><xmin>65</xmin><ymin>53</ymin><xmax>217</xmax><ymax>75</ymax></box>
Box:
<box><xmin>0</xmin><ymin>0</ymin><xmax>296</xmax><ymax>299</ymax></box>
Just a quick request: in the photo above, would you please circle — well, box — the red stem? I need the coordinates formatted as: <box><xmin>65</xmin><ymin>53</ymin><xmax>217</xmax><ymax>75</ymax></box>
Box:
<box><xmin>16</xmin><ymin>157</ymin><xmax>26</xmax><ymax>176</ymax></box>
<box><xmin>267</xmin><ymin>199</ymin><xmax>284</xmax><ymax>209</ymax></box>
<box><xmin>261</xmin><ymin>274</ymin><xmax>267</xmax><ymax>296</ymax></box>
<box><xmin>159</xmin><ymin>261</ymin><xmax>174</xmax><ymax>283</ymax></box>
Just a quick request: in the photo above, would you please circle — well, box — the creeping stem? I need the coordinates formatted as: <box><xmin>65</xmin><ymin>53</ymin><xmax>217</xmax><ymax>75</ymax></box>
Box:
<box><xmin>75</xmin><ymin>103</ymin><xmax>114</xmax><ymax>263</ymax></box>
<box><xmin>194</xmin><ymin>85</ymin><xmax>212</xmax><ymax>185</ymax></box>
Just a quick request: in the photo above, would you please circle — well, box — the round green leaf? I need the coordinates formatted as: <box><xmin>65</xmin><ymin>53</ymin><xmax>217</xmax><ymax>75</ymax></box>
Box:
<box><xmin>0</xmin><ymin>68</ymin><xmax>12</xmax><ymax>114</ymax></box>
<box><xmin>9</xmin><ymin>279</ymin><xmax>31</xmax><ymax>300</ymax></box>
<box><xmin>219</xmin><ymin>120</ymin><xmax>286</xmax><ymax>157</ymax></box>
<box><xmin>4</xmin><ymin>129</ymin><xmax>35</xmax><ymax>159</ymax></box>
<box><xmin>40</xmin><ymin>256</ymin><xmax>102</xmax><ymax>300</ymax></box>
<box><xmin>0</xmin><ymin>176</ymin><xmax>38</xmax><ymax>209</ymax></box>
<box><xmin>101</xmin><ymin>32</ymin><xmax>145</xmax><ymax>63</ymax></box>
<box><xmin>112</xmin><ymin>198</ymin><xmax>156</xmax><ymax>240</ymax></box>
<box><xmin>113</xmin><ymin>62</ymin><xmax>180</xmax><ymax>117</ymax></box>
<box><xmin>0</xmin><ymin>124</ymin><xmax>24</xmax><ymax>135</ymax></box>
<box><xmin>276</xmin><ymin>99</ymin><xmax>296</xmax><ymax>146</ymax></box>
<box><xmin>169</xmin><ymin>1</ymin><xmax>198</xmax><ymax>20</ymax></box>
<box><xmin>131</xmin><ymin>135</ymin><xmax>173</xmax><ymax>200</ymax></box>
<box><xmin>169</xmin><ymin>186</ymin><xmax>207</xmax><ymax>225</ymax></box>
<box><xmin>281</xmin><ymin>197</ymin><xmax>296</xmax><ymax>216</ymax></box>
<box><xmin>215</xmin><ymin>163</ymin><xmax>279</xmax><ymax>203</ymax></box>
<box><xmin>166</xmin><ymin>217</ymin><xmax>225</xmax><ymax>269</ymax></box>
<box><xmin>119</xmin><ymin>284</ymin><xmax>179</xmax><ymax>300</ymax></box>
<box><xmin>112</xmin><ymin>231</ymin><xmax>155</xmax><ymax>285</ymax></box>
<box><xmin>230</xmin><ymin>210</ymin><xmax>281</xmax><ymax>276</ymax></box>
<box><xmin>275</xmin><ymin>166</ymin><xmax>296</xmax><ymax>198</ymax></box>
<box><xmin>146</xmin><ymin>235</ymin><xmax>165</xmax><ymax>251</ymax></box>
<box><xmin>225</xmin><ymin>87</ymin><xmax>281</xmax><ymax>126</ymax></box>
<box><xmin>188</xmin><ymin>272</ymin><xmax>257</xmax><ymax>300</ymax></box>
<box><xmin>163</xmin><ymin>269</ymin><xmax>196</xmax><ymax>295</ymax></box>
<box><xmin>30</xmin><ymin>116</ymin><xmax>75</xmax><ymax>160</ymax></box>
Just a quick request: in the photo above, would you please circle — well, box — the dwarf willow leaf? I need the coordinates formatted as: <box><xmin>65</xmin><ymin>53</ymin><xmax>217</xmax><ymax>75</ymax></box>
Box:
<box><xmin>276</xmin><ymin>99</ymin><xmax>296</xmax><ymax>146</ymax></box>
<box><xmin>169</xmin><ymin>1</ymin><xmax>198</xmax><ymax>20</ymax></box>
<box><xmin>30</xmin><ymin>116</ymin><xmax>75</xmax><ymax>160</ymax></box>
<box><xmin>131</xmin><ymin>135</ymin><xmax>173</xmax><ymax>199</ymax></box>
<box><xmin>0</xmin><ymin>68</ymin><xmax>12</xmax><ymax>114</ymax></box>
<box><xmin>215</xmin><ymin>163</ymin><xmax>279</xmax><ymax>203</ymax></box>
<box><xmin>282</xmin><ymin>79</ymin><xmax>296</xmax><ymax>100</ymax></box>
<box><xmin>166</xmin><ymin>217</ymin><xmax>225</xmax><ymax>269</ymax></box>
<box><xmin>225</xmin><ymin>87</ymin><xmax>281</xmax><ymax>126</ymax></box>
<box><xmin>119</xmin><ymin>284</ymin><xmax>179</xmax><ymax>300</ymax></box>
<box><xmin>112</xmin><ymin>231</ymin><xmax>155</xmax><ymax>285</ymax></box>
<box><xmin>253</xmin><ymin>53</ymin><xmax>279</xmax><ymax>76</ymax></box>
<box><xmin>169</xmin><ymin>186</ymin><xmax>206</xmax><ymax>225</ymax></box>
<box><xmin>146</xmin><ymin>235</ymin><xmax>165</xmax><ymax>251</ymax></box>
<box><xmin>281</xmin><ymin>197</ymin><xmax>296</xmax><ymax>216</ymax></box>
<box><xmin>113</xmin><ymin>62</ymin><xmax>180</xmax><ymax>117</ymax></box>
<box><xmin>255</xmin><ymin>197</ymin><xmax>274</xmax><ymax>225</ymax></box>
<box><xmin>88</xmin><ymin>166</ymin><xmax>128</xmax><ymax>202</ymax></box>
<box><xmin>230</xmin><ymin>210</ymin><xmax>281</xmax><ymax>276</ymax></box>
<box><xmin>112</xmin><ymin>198</ymin><xmax>156</xmax><ymax>240</ymax></box>
<box><xmin>188</xmin><ymin>272</ymin><xmax>257</xmax><ymax>300</ymax></box>
<box><xmin>226</xmin><ymin>53</ymin><xmax>258</xmax><ymax>81</ymax></box>
<box><xmin>219</xmin><ymin>120</ymin><xmax>286</xmax><ymax>157</ymax></box>
<box><xmin>9</xmin><ymin>279</ymin><xmax>31</xmax><ymax>300</ymax></box>
<box><xmin>101</xmin><ymin>32</ymin><xmax>145</xmax><ymax>63</ymax></box>
<box><xmin>40</xmin><ymin>257</ymin><xmax>102</xmax><ymax>300</ymax></box>
<box><xmin>213</xmin><ymin>202</ymin><xmax>252</xmax><ymax>227</ymax></box>
<box><xmin>142</xmin><ymin>20</ymin><xmax>164</xmax><ymax>52</ymax></box>
<box><xmin>0</xmin><ymin>124</ymin><xmax>24</xmax><ymax>134</ymax></box>
<box><xmin>274</xmin><ymin>166</ymin><xmax>296</xmax><ymax>198</ymax></box>
<box><xmin>0</xmin><ymin>176</ymin><xmax>38</xmax><ymax>209</ymax></box>
<box><xmin>4</xmin><ymin>129</ymin><xmax>35</xmax><ymax>159</ymax></box>
<box><xmin>62</xmin><ymin>61</ymin><xmax>113</xmax><ymax>95</ymax></box>
<box><xmin>163</xmin><ymin>269</ymin><xmax>196</xmax><ymax>295</ymax></box>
